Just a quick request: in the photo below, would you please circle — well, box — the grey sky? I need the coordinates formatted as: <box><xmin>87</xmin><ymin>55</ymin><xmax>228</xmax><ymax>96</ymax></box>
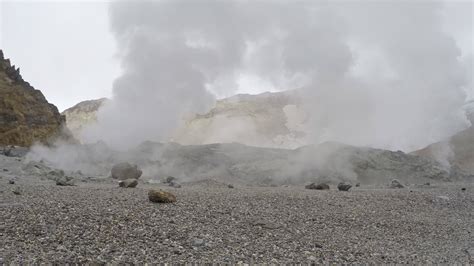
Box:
<box><xmin>1</xmin><ymin>0</ymin><xmax>119</xmax><ymax>111</ymax></box>
<box><xmin>0</xmin><ymin>0</ymin><xmax>473</xmax><ymax>113</ymax></box>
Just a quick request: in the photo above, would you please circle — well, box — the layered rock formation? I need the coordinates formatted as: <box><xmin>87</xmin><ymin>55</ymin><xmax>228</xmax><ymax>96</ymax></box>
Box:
<box><xmin>0</xmin><ymin>50</ymin><xmax>66</xmax><ymax>146</ymax></box>
<box><xmin>172</xmin><ymin>91</ymin><xmax>308</xmax><ymax>148</ymax></box>
<box><xmin>62</xmin><ymin>98</ymin><xmax>107</xmax><ymax>139</ymax></box>
<box><xmin>63</xmin><ymin>91</ymin><xmax>309</xmax><ymax>148</ymax></box>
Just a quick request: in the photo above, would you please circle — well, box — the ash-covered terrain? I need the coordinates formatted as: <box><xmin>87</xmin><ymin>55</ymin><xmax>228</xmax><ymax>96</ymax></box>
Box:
<box><xmin>1</xmin><ymin>140</ymin><xmax>473</xmax><ymax>263</ymax></box>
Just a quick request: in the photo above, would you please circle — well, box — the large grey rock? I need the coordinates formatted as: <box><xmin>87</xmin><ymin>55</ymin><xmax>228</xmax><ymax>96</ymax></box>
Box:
<box><xmin>337</xmin><ymin>182</ymin><xmax>352</xmax><ymax>191</ymax></box>
<box><xmin>111</xmin><ymin>162</ymin><xmax>142</xmax><ymax>180</ymax></box>
<box><xmin>305</xmin><ymin>183</ymin><xmax>330</xmax><ymax>190</ymax></box>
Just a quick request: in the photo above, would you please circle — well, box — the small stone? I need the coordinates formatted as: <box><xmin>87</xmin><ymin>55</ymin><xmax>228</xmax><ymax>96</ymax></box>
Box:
<box><xmin>424</xmin><ymin>182</ymin><xmax>430</xmax><ymax>186</ymax></box>
<box><xmin>164</xmin><ymin>176</ymin><xmax>176</xmax><ymax>184</ymax></box>
<box><xmin>169</xmin><ymin>181</ymin><xmax>181</xmax><ymax>188</ymax></box>
<box><xmin>228</xmin><ymin>184</ymin><xmax>234</xmax><ymax>188</ymax></box>
<box><xmin>192</xmin><ymin>238</ymin><xmax>205</xmax><ymax>247</ymax></box>
<box><xmin>437</xmin><ymin>196</ymin><xmax>450</xmax><ymax>201</ymax></box>
<box><xmin>389</xmin><ymin>179</ymin><xmax>404</xmax><ymax>189</ymax></box>
<box><xmin>461</xmin><ymin>187</ymin><xmax>466</xmax><ymax>191</ymax></box>
<box><xmin>12</xmin><ymin>187</ymin><xmax>21</xmax><ymax>195</ymax></box>
<box><xmin>355</xmin><ymin>183</ymin><xmax>360</xmax><ymax>187</ymax></box>
<box><xmin>119</xmin><ymin>179</ymin><xmax>138</xmax><ymax>188</ymax></box>
<box><xmin>148</xmin><ymin>189</ymin><xmax>176</xmax><ymax>203</ymax></box>
<box><xmin>3</xmin><ymin>169</ymin><xmax>8</xmax><ymax>172</ymax></box>
<box><xmin>308</xmin><ymin>255</ymin><xmax>316</xmax><ymax>261</ymax></box>
<box><xmin>337</xmin><ymin>182</ymin><xmax>352</xmax><ymax>191</ymax></box>
<box><xmin>306</xmin><ymin>183</ymin><xmax>330</xmax><ymax>190</ymax></box>
<box><xmin>8</xmin><ymin>180</ymin><xmax>15</xmax><ymax>184</ymax></box>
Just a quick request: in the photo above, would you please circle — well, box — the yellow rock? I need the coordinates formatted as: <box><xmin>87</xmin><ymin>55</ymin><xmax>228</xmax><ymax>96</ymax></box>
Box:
<box><xmin>148</xmin><ymin>189</ymin><xmax>176</xmax><ymax>203</ymax></box>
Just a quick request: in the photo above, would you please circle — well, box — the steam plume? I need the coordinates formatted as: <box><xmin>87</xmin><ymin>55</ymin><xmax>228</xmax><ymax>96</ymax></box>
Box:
<box><xmin>81</xmin><ymin>0</ymin><xmax>471</xmax><ymax>152</ymax></box>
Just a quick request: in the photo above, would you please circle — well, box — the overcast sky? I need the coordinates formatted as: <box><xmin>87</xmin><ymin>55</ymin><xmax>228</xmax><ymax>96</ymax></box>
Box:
<box><xmin>1</xmin><ymin>0</ymin><xmax>473</xmax><ymax>111</ymax></box>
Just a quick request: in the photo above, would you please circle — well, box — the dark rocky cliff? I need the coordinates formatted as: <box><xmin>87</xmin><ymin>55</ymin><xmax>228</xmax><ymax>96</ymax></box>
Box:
<box><xmin>0</xmin><ymin>49</ymin><xmax>66</xmax><ymax>146</ymax></box>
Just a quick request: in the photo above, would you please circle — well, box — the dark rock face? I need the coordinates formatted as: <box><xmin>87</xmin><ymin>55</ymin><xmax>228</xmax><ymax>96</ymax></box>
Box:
<box><xmin>337</xmin><ymin>182</ymin><xmax>352</xmax><ymax>191</ymax></box>
<box><xmin>119</xmin><ymin>179</ymin><xmax>138</xmax><ymax>188</ymax></box>
<box><xmin>148</xmin><ymin>189</ymin><xmax>176</xmax><ymax>203</ymax></box>
<box><xmin>111</xmin><ymin>162</ymin><xmax>142</xmax><ymax>180</ymax></box>
<box><xmin>305</xmin><ymin>183</ymin><xmax>330</xmax><ymax>190</ymax></box>
<box><xmin>0</xmin><ymin>49</ymin><xmax>67</xmax><ymax>146</ymax></box>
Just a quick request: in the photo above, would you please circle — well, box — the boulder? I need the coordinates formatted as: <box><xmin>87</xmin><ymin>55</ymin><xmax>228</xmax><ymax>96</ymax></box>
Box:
<box><xmin>1</xmin><ymin>146</ymin><xmax>29</xmax><ymax>157</ymax></box>
<box><xmin>163</xmin><ymin>176</ymin><xmax>176</xmax><ymax>184</ymax></box>
<box><xmin>12</xmin><ymin>186</ymin><xmax>21</xmax><ymax>195</ymax></box>
<box><xmin>111</xmin><ymin>162</ymin><xmax>142</xmax><ymax>180</ymax></box>
<box><xmin>389</xmin><ymin>179</ymin><xmax>404</xmax><ymax>189</ymax></box>
<box><xmin>148</xmin><ymin>189</ymin><xmax>176</xmax><ymax>203</ymax></box>
<box><xmin>56</xmin><ymin>176</ymin><xmax>75</xmax><ymax>186</ymax></box>
<box><xmin>337</xmin><ymin>182</ymin><xmax>352</xmax><ymax>191</ymax></box>
<box><xmin>168</xmin><ymin>181</ymin><xmax>181</xmax><ymax>188</ymax></box>
<box><xmin>119</xmin><ymin>179</ymin><xmax>138</xmax><ymax>188</ymax></box>
<box><xmin>305</xmin><ymin>183</ymin><xmax>330</xmax><ymax>190</ymax></box>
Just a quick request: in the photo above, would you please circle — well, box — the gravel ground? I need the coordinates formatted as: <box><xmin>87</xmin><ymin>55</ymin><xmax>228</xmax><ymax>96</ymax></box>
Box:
<box><xmin>1</xmin><ymin>179</ymin><xmax>473</xmax><ymax>264</ymax></box>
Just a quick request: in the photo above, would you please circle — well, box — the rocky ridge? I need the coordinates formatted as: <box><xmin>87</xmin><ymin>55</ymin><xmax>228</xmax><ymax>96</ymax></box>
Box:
<box><xmin>62</xmin><ymin>91</ymin><xmax>308</xmax><ymax>148</ymax></box>
<box><xmin>0</xmin><ymin>50</ymin><xmax>66</xmax><ymax>146</ymax></box>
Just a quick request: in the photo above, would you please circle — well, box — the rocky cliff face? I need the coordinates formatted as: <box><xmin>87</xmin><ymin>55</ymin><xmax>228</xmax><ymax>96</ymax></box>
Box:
<box><xmin>62</xmin><ymin>98</ymin><xmax>108</xmax><ymax>139</ymax></box>
<box><xmin>64</xmin><ymin>91</ymin><xmax>309</xmax><ymax>148</ymax></box>
<box><xmin>172</xmin><ymin>91</ymin><xmax>309</xmax><ymax>148</ymax></box>
<box><xmin>0</xmin><ymin>50</ymin><xmax>66</xmax><ymax>146</ymax></box>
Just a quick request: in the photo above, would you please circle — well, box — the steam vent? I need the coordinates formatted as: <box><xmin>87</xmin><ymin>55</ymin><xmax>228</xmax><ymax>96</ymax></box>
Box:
<box><xmin>0</xmin><ymin>49</ymin><xmax>65</xmax><ymax>146</ymax></box>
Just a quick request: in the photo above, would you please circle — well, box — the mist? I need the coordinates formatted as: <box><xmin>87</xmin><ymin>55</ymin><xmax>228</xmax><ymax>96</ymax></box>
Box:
<box><xmin>76</xmin><ymin>0</ymin><xmax>472</xmax><ymax>153</ymax></box>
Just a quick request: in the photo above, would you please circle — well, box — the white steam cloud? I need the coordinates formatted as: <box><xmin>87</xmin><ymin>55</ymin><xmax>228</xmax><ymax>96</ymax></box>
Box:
<box><xmin>81</xmin><ymin>0</ymin><xmax>472</xmax><ymax>152</ymax></box>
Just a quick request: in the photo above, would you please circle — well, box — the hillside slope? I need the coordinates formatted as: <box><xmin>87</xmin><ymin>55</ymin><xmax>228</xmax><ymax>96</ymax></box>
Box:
<box><xmin>0</xmin><ymin>50</ymin><xmax>65</xmax><ymax>146</ymax></box>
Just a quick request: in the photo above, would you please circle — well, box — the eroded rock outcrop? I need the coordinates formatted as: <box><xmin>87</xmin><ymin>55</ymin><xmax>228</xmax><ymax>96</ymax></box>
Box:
<box><xmin>62</xmin><ymin>98</ymin><xmax>108</xmax><ymax>138</ymax></box>
<box><xmin>0</xmin><ymin>50</ymin><xmax>66</xmax><ymax>146</ymax></box>
<box><xmin>63</xmin><ymin>91</ymin><xmax>309</xmax><ymax>148</ymax></box>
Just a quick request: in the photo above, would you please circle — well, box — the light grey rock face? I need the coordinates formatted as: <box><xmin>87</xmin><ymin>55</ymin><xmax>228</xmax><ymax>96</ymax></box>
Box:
<box><xmin>173</xmin><ymin>91</ymin><xmax>308</xmax><ymax>149</ymax></box>
<box><xmin>63</xmin><ymin>91</ymin><xmax>308</xmax><ymax>149</ymax></box>
<box><xmin>61</xmin><ymin>98</ymin><xmax>108</xmax><ymax>139</ymax></box>
<box><xmin>111</xmin><ymin>162</ymin><xmax>142</xmax><ymax>180</ymax></box>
